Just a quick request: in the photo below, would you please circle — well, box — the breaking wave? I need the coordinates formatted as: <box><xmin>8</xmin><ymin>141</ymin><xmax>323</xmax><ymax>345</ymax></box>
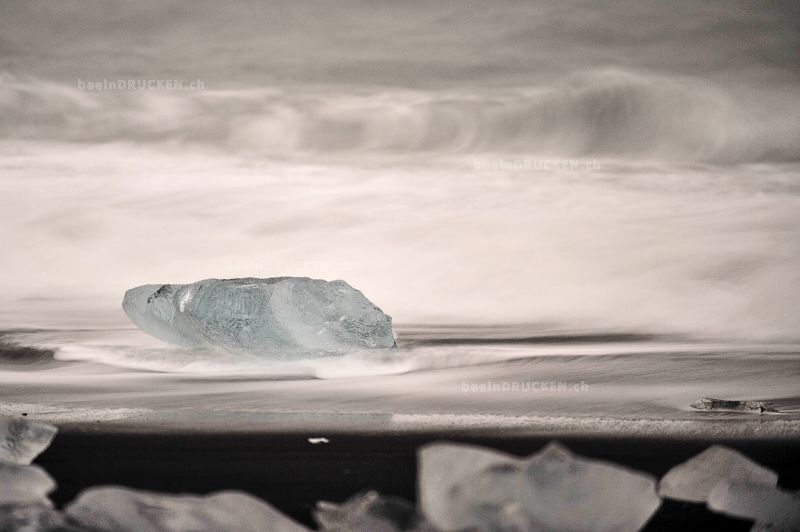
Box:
<box><xmin>6</xmin><ymin>327</ymin><xmax>797</xmax><ymax>378</ymax></box>
<box><xmin>2</xmin><ymin>69</ymin><xmax>799</xmax><ymax>163</ymax></box>
<box><xmin>0</xmin><ymin>333</ymin><xmax>56</xmax><ymax>365</ymax></box>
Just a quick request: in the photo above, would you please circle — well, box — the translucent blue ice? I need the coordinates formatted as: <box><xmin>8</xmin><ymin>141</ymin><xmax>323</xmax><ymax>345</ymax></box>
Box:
<box><xmin>123</xmin><ymin>277</ymin><xmax>395</xmax><ymax>358</ymax></box>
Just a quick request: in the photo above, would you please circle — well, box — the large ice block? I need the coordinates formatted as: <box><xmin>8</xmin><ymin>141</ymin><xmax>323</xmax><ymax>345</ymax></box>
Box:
<box><xmin>64</xmin><ymin>487</ymin><xmax>309</xmax><ymax>532</ymax></box>
<box><xmin>122</xmin><ymin>277</ymin><xmax>395</xmax><ymax>358</ymax></box>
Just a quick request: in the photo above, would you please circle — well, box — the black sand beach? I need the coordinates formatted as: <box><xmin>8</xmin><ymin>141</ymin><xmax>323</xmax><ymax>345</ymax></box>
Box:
<box><xmin>35</xmin><ymin>427</ymin><xmax>800</xmax><ymax>531</ymax></box>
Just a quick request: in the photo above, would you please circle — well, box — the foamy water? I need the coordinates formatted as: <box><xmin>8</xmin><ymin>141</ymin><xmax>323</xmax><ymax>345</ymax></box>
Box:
<box><xmin>2</xmin><ymin>325</ymin><xmax>799</xmax><ymax>437</ymax></box>
<box><xmin>1</xmin><ymin>152</ymin><xmax>799</xmax><ymax>340</ymax></box>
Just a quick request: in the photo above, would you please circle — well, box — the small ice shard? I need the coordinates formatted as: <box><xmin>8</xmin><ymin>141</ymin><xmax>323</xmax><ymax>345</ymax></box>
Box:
<box><xmin>0</xmin><ymin>462</ymin><xmax>56</xmax><ymax>506</ymax></box>
<box><xmin>658</xmin><ymin>445</ymin><xmax>778</xmax><ymax>503</ymax></box>
<box><xmin>0</xmin><ymin>503</ymin><xmax>72</xmax><ymax>532</ymax></box>
<box><xmin>708</xmin><ymin>482</ymin><xmax>800</xmax><ymax>531</ymax></box>
<box><xmin>690</xmin><ymin>397</ymin><xmax>777</xmax><ymax>413</ymax></box>
<box><xmin>314</xmin><ymin>490</ymin><xmax>431</xmax><ymax>532</ymax></box>
<box><xmin>418</xmin><ymin>442</ymin><xmax>519</xmax><ymax>531</ymax></box>
<box><xmin>0</xmin><ymin>417</ymin><xmax>58</xmax><ymax>464</ymax></box>
<box><xmin>418</xmin><ymin>441</ymin><xmax>660</xmax><ymax>532</ymax></box>
<box><xmin>64</xmin><ymin>487</ymin><xmax>309</xmax><ymax>532</ymax></box>
<box><xmin>123</xmin><ymin>277</ymin><xmax>395</xmax><ymax>358</ymax></box>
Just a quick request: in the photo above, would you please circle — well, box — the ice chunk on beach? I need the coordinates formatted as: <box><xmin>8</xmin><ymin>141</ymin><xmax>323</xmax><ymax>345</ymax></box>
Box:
<box><xmin>520</xmin><ymin>443</ymin><xmax>661</xmax><ymax>532</ymax></box>
<box><xmin>658</xmin><ymin>445</ymin><xmax>778</xmax><ymax>503</ymax></box>
<box><xmin>418</xmin><ymin>441</ymin><xmax>660</xmax><ymax>532</ymax></box>
<box><xmin>65</xmin><ymin>487</ymin><xmax>309</xmax><ymax>532</ymax></box>
<box><xmin>418</xmin><ymin>442</ymin><xmax>519</xmax><ymax>531</ymax></box>
<box><xmin>690</xmin><ymin>397</ymin><xmax>777</xmax><ymax>413</ymax></box>
<box><xmin>0</xmin><ymin>417</ymin><xmax>58</xmax><ymax>464</ymax></box>
<box><xmin>314</xmin><ymin>490</ymin><xmax>431</xmax><ymax>532</ymax></box>
<box><xmin>708</xmin><ymin>482</ymin><xmax>800</xmax><ymax>531</ymax></box>
<box><xmin>123</xmin><ymin>277</ymin><xmax>395</xmax><ymax>357</ymax></box>
<box><xmin>0</xmin><ymin>503</ymin><xmax>71</xmax><ymax>532</ymax></box>
<box><xmin>0</xmin><ymin>462</ymin><xmax>56</xmax><ymax>506</ymax></box>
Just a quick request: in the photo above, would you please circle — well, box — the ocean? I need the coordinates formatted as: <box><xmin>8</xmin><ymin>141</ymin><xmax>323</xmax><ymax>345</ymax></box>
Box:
<box><xmin>2</xmin><ymin>322</ymin><xmax>799</xmax><ymax>439</ymax></box>
<box><xmin>1</xmin><ymin>0</ymin><xmax>799</xmax><ymax>438</ymax></box>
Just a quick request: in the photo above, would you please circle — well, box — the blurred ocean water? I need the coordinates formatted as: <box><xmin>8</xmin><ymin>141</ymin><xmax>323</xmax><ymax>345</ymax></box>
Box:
<box><xmin>1</xmin><ymin>324</ymin><xmax>798</xmax><ymax>438</ymax></box>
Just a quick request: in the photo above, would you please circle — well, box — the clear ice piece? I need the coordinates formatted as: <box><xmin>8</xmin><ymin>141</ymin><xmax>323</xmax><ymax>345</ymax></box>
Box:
<box><xmin>658</xmin><ymin>445</ymin><xmax>778</xmax><ymax>503</ymax></box>
<box><xmin>418</xmin><ymin>442</ymin><xmax>519</xmax><ymax>531</ymax></box>
<box><xmin>418</xmin><ymin>441</ymin><xmax>660</xmax><ymax>532</ymax></box>
<box><xmin>64</xmin><ymin>487</ymin><xmax>309</xmax><ymax>532</ymax></box>
<box><xmin>314</xmin><ymin>490</ymin><xmax>430</xmax><ymax>532</ymax></box>
<box><xmin>519</xmin><ymin>443</ymin><xmax>661</xmax><ymax>532</ymax></box>
<box><xmin>0</xmin><ymin>417</ymin><xmax>58</xmax><ymax>465</ymax></box>
<box><xmin>708</xmin><ymin>482</ymin><xmax>799</xmax><ymax>531</ymax></box>
<box><xmin>0</xmin><ymin>462</ymin><xmax>56</xmax><ymax>506</ymax></box>
<box><xmin>0</xmin><ymin>503</ymin><xmax>71</xmax><ymax>532</ymax></box>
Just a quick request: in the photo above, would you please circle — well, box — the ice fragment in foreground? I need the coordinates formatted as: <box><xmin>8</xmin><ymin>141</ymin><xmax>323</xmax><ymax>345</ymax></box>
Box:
<box><xmin>658</xmin><ymin>445</ymin><xmax>778</xmax><ymax>503</ymax></box>
<box><xmin>418</xmin><ymin>442</ymin><xmax>519</xmax><ymax>531</ymax></box>
<box><xmin>708</xmin><ymin>482</ymin><xmax>800</xmax><ymax>531</ymax></box>
<box><xmin>690</xmin><ymin>397</ymin><xmax>777</xmax><ymax>413</ymax></box>
<box><xmin>0</xmin><ymin>462</ymin><xmax>56</xmax><ymax>506</ymax></box>
<box><xmin>520</xmin><ymin>443</ymin><xmax>661</xmax><ymax>532</ymax></box>
<box><xmin>64</xmin><ymin>487</ymin><xmax>309</xmax><ymax>532</ymax></box>
<box><xmin>314</xmin><ymin>490</ymin><xmax>432</xmax><ymax>532</ymax></box>
<box><xmin>123</xmin><ymin>277</ymin><xmax>395</xmax><ymax>358</ymax></box>
<box><xmin>0</xmin><ymin>417</ymin><xmax>58</xmax><ymax>464</ymax></box>
<box><xmin>0</xmin><ymin>503</ymin><xmax>72</xmax><ymax>532</ymax></box>
<box><xmin>418</xmin><ymin>441</ymin><xmax>660</xmax><ymax>532</ymax></box>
